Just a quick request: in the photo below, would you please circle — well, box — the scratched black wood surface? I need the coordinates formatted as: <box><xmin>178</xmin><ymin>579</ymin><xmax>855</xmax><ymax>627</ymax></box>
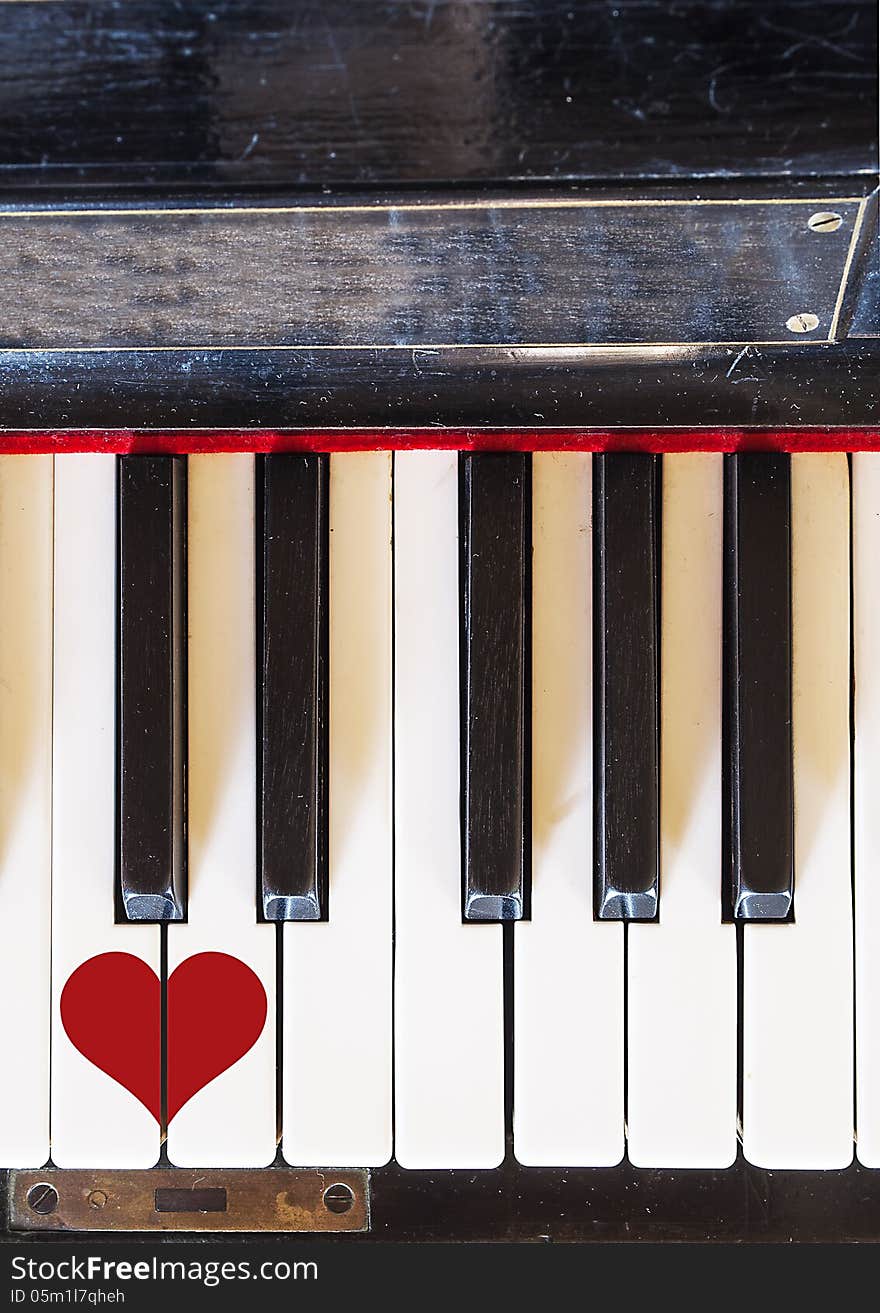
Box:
<box><xmin>851</xmin><ymin>191</ymin><xmax>880</xmax><ymax>339</ymax></box>
<box><xmin>0</xmin><ymin>338</ymin><xmax>876</xmax><ymax>431</ymax></box>
<box><xmin>0</xmin><ymin>0</ymin><xmax>874</xmax><ymax>428</ymax></box>
<box><xmin>0</xmin><ymin>199</ymin><xmax>860</xmax><ymax>350</ymax></box>
<box><xmin>0</xmin><ymin>0</ymin><xmax>874</xmax><ymax>191</ymax></box>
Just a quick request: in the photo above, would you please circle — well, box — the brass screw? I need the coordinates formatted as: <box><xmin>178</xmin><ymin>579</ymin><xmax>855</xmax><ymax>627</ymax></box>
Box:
<box><xmin>88</xmin><ymin>1190</ymin><xmax>108</xmax><ymax>1209</ymax></box>
<box><xmin>26</xmin><ymin>1183</ymin><xmax>58</xmax><ymax>1215</ymax></box>
<box><xmin>322</xmin><ymin>1183</ymin><xmax>355</xmax><ymax>1215</ymax></box>
<box><xmin>786</xmin><ymin>312</ymin><xmax>820</xmax><ymax>334</ymax></box>
<box><xmin>808</xmin><ymin>211</ymin><xmax>843</xmax><ymax>233</ymax></box>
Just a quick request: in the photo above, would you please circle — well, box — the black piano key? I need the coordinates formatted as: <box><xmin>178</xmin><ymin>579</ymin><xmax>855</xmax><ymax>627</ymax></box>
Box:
<box><xmin>594</xmin><ymin>453</ymin><xmax>660</xmax><ymax>921</ymax></box>
<box><xmin>724</xmin><ymin>453</ymin><xmax>794</xmax><ymax>921</ymax></box>
<box><xmin>117</xmin><ymin>455</ymin><xmax>187</xmax><ymax>922</ymax></box>
<box><xmin>258</xmin><ymin>454</ymin><xmax>329</xmax><ymax>922</ymax></box>
<box><xmin>460</xmin><ymin>453</ymin><xmax>530</xmax><ymax>922</ymax></box>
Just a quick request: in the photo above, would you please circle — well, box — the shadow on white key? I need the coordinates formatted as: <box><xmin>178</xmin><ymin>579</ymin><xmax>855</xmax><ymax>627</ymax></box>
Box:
<box><xmin>854</xmin><ymin>453</ymin><xmax>880</xmax><ymax>1166</ymax></box>
<box><xmin>514</xmin><ymin>453</ymin><xmax>624</xmax><ymax>1168</ymax></box>
<box><xmin>283</xmin><ymin>453</ymin><xmax>393</xmax><ymax>1167</ymax></box>
<box><xmin>627</xmin><ymin>454</ymin><xmax>737</xmax><ymax>1169</ymax></box>
<box><xmin>0</xmin><ymin>458</ymin><xmax>52</xmax><ymax>1166</ymax></box>
<box><xmin>166</xmin><ymin>455</ymin><xmax>276</xmax><ymax>1168</ymax></box>
<box><xmin>742</xmin><ymin>453</ymin><xmax>853</xmax><ymax>1170</ymax></box>
<box><xmin>394</xmin><ymin>451</ymin><xmax>504</xmax><ymax>1170</ymax></box>
<box><xmin>52</xmin><ymin>456</ymin><xmax>161</xmax><ymax>1168</ymax></box>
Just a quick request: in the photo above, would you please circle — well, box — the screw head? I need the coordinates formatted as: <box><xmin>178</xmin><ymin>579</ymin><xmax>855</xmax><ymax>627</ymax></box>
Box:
<box><xmin>322</xmin><ymin>1182</ymin><xmax>355</xmax><ymax>1215</ymax></box>
<box><xmin>786</xmin><ymin>312</ymin><xmax>820</xmax><ymax>334</ymax></box>
<box><xmin>87</xmin><ymin>1190</ymin><xmax>108</xmax><ymax>1209</ymax></box>
<box><xmin>27</xmin><ymin>1183</ymin><xmax>59</xmax><ymax>1215</ymax></box>
<box><xmin>808</xmin><ymin>211</ymin><xmax>843</xmax><ymax>233</ymax></box>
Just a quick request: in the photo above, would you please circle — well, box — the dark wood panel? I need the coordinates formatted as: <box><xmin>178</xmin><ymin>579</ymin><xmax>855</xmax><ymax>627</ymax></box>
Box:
<box><xmin>0</xmin><ymin>198</ymin><xmax>859</xmax><ymax>349</ymax></box>
<box><xmin>0</xmin><ymin>339</ymin><xmax>876</xmax><ymax>431</ymax></box>
<box><xmin>0</xmin><ymin>0</ymin><xmax>875</xmax><ymax>189</ymax></box>
<box><xmin>850</xmin><ymin>192</ymin><xmax>880</xmax><ymax>338</ymax></box>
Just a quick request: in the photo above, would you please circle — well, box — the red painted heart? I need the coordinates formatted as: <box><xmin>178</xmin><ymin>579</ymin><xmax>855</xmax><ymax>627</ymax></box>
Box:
<box><xmin>167</xmin><ymin>953</ymin><xmax>267</xmax><ymax>1121</ymax></box>
<box><xmin>60</xmin><ymin>952</ymin><xmax>162</xmax><ymax>1120</ymax></box>
<box><xmin>60</xmin><ymin>951</ymin><xmax>267</xmax><ymax>1122</ymax></box>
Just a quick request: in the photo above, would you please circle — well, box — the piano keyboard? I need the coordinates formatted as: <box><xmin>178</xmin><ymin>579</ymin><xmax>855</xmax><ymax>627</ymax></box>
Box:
<box><xmin>0</xmin><ymin>447</ymin><xmax>875</xmax><ymax>1173</ymax></box>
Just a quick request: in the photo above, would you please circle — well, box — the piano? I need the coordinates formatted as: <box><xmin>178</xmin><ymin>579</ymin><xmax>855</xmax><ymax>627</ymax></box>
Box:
<box><xmin>0</xmin><ymin>0</ymin><xmax>878</xmax><ymax>1245</ymax></box>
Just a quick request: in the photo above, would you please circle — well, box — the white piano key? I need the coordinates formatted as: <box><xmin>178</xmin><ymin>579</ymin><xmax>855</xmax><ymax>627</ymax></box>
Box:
<box><xmin>283</xmin><ymin>453</ymin><xmax>393</xmax><ymax>1167</ymax></box>
<box><xmin>0</xmin><ymin>458</ymin><xmax>52</xmax><ymax>1166</ymax></box>
<box><xmin>514</xmin><ymin>452</ymin><xmax>624</xmax><ymax>1167</ymax></box>
<box><xmin>394</xmin><ymin>451</ymin><xmax>505</xmax><ymax>1171</ymax></box>
<box><xmin>627</xmin><ymin>454</ymin><xmax>737</xmax><ymax>1169</ymax></box>
<box><xmin>854</xmin><ymin>453</ymin><xmax>880</xmax><ymax>1166</ymax></box>
<box><xmin>742</xmin><ymin>453</ymin><xmax>853</xmax><ymax>1170</ymax></box>
<box><xmin>51</xmin><ymin>455</ymin><xmax>161</xmax><ymax>1168</ymax></box>
<box><xmin>166</xmin><ymin>455</ymin><xmax>276</xmax><ymax>1168</ymax></box>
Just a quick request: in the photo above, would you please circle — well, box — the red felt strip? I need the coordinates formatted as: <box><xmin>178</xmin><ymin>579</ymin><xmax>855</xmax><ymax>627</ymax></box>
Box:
<box><xmin>0</xmin><ymin>428</ymin><xmax>877</xmax><ymax>455</ymax></box>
